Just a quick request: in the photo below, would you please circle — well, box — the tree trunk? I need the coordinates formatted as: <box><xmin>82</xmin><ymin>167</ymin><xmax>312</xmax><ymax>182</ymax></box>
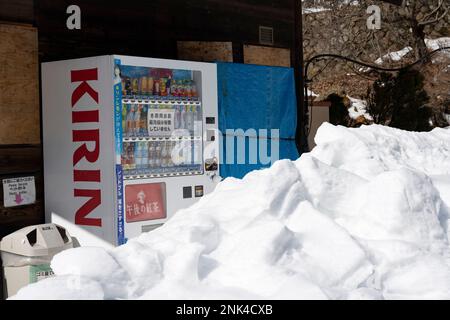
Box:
<box><xmin>411</xmin><ymin>20</ymin><xmax>429</xmax><ymax>62</ymax></box>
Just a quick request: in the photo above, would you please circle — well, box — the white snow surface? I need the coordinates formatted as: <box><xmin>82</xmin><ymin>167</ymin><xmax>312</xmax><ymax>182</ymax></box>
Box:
<box><xmin>374</xmin><ymin>37</ymin><xmax>450</xmax><ymax>65</ymax></box>
<box><xmin>12</xmin><ymin>124</ymin><xmax>450</xmax><ymax>300</ymax></box>
<box><xmin>425</xmin><ymin>37</ymin><xmax>450</xmax><ymax>52</ymax></box>
<box><xmin>375</xmin><ymin>47</ymin><xmax>413</xmax><ymax>65</ymax></box>
<box><xmin>347</xmin><ymin>96</ymin><xmax>373</xmax><ymax>121</ymax></box>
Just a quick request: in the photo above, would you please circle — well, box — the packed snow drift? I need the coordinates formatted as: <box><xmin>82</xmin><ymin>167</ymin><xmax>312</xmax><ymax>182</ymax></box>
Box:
<box><xmin>12</xmin><ymin>123</ymin><xmax>450</xmax><ymax>300</ymax></box>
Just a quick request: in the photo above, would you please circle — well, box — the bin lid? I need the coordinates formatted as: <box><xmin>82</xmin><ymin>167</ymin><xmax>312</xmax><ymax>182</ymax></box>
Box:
<box><xmin>0</xmin><ymin>223</ymin><xmax>73</xmax><ymax>257</ymax></box>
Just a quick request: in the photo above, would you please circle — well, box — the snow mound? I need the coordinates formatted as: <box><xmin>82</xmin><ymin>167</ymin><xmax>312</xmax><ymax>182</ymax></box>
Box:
<box><xmin>12</xmin><ymin>124</ymin><xmax>450</xmax><ymax>300</ymax></box>
<box><xmin>347</xmin><ymin>96</ymin><xmax>373</xmax><ymax>121</ymax></box>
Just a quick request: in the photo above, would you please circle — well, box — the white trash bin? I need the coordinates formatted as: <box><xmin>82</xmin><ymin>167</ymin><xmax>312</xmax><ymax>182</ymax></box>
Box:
<box><xmin>1</xmin><ymin>223</ymin><xmax>73</xmax><ymax>298</ymax></box>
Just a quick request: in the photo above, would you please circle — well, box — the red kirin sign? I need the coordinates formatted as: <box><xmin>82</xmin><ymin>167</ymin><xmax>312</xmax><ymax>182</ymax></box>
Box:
<box><xmin>125</xmin><ymin>183</ymin><xmax>166</xmax><ymax>223</ymax></box>
<box><xmin>71</xmin><ymin>68</ymin><xmax>102</xmax><ymax>227</ymax></box>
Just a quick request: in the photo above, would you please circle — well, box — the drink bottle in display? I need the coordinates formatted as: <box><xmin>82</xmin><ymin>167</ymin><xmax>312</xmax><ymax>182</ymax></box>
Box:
<box><xmin>180</xmin><ymin>105</ymin><xmax>186</xmax><ymax>131</ymax></box>
<box><xmin>140</xmin><ymin>105</ymin><xmax>148</xmax><ymax>136</ymax></box>
<box><xmin>167</xmin><ymin>76</ymin><xmax>172</xmax><ymax>96</ymax></box>
<box><xmin>183</xmin><ymin>140</ymin><xmax>192</xmax><ymax>166</ymax></box>
<box><xmin>155</xmin><ymin>142</ymin><xmax>162</xmax><ymax>168</ymax></box>
<box><xmin>140</xmin><ymin>142</ymin><xmax>148</xmax><ymax>171</ymax></box>
<box><xmin>171</xmin><ymin>78</ymin><xmax>178</xmax><ymax>97</ymax></box>
<box><xmin>126</xmin><ymin>105</ymin><xmax>135</xmax><ymax>137</ymax></box>
<box><xmin>160</xmin><ymin>78</ymin><xmax>168</xmax><ymax>96</ymax></box>
<box><xmin>134</xmin><ymin>142</ymin><xmax>142</xmax><ymax>172</ymax></box>
<box><xmin>122</xmin><ymin>104</ymin><xmax>127</xmax><ymax>134</ymax></box>
<box><xmin>186</xmin><ymin>80</ymin><xmax>192</xmax><ymax>98</ymax></box>
<box><xmin>141</xmin><ymin>142</ymin><xmax>149</xmax><ymax>172</ymax></box>
<box><xmin>191</xmin><ymin>81</ymin><xmax>198</xmax><ymax>98</ymax></box>
<box><xmin>147</xmin><ymin>77</ymin><xmax>154</xmax><ymax>95</ymax></box>
<box><xmin>148</xmin><ymin>142</ymin><xmax>155</xmax><ymax>169</ymax></box>
<box><xmin>128</xmin><ymin>142</ymin><xmax>136</xmax><ymax>171</ymax></box>
<box><xmin>140</xmin><ymin>77</ymin><xmax>148</xmax><ymax>95</ymax></box>
<box><xmin>121</xmin><ymin>78</ymin><xmax>127</xmax><ymax>95</ymax></box>
<box><xmin>161</xmin><ymin>142</ymin><xmax>167</xmax><ymax>168</ymax></box>
<box><xmin>193</xmin><ymin>140</ymin><xmax>201</xmax><ymax>165</ymax></box>
<box><xmin>178</xmin><ymin>80</ymin><xmax>183</xmax><ymax>98</ymax></box>
<box><xmin>167</xmin><ymin>142</ymin><xmax>175</xmax><ymax>168</ymax></box>
<box><xmin>122</xmin><ymin>142</ymin><xmax>129</xmax><ymax>170</ymax></box>
<box><xmin>186</xmin><ymin>105</ymin><xmax>194</xmax><ymax>134</ymax></box>
<box><xmin>133</xmin><ymin>105</ymin><xmax>141</xmax><ymax>136</ymax></box>
<box><xmin>174</xmin><ymin>105</ymin><xmax>181</xmax><ymax>129</ymax></box>
<box><xmin>132</xmin><ymin>78</ymin><xmax>139</xmax><ymax>95</ymax></box>
<box><xmin>154</xmin><ymin>79</ymin><xmax>161</xmax><ymax>97</ymax></box>
<box><xmin>193</xmin><ymin>105</ymin><xmax>201</xmax><ymax>137</ymax></box>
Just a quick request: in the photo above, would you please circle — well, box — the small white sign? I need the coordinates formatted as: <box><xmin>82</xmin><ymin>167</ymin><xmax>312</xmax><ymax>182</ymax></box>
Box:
<box><xmin>3</xmin><ymin>176</ymin><xmax>36</xmax><ymax>208</ymax></box>
<box><xmin>148</xmin><ymin>109</ymin><xmax>175</xmax><ymax>137</ymax></box>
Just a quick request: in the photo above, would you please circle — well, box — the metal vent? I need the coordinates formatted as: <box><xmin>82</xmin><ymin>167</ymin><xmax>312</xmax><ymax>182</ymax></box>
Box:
<box><xmin>259</xmin><ymin>26</ymin><xmax>274</xmax><ymax>45</ymax></box>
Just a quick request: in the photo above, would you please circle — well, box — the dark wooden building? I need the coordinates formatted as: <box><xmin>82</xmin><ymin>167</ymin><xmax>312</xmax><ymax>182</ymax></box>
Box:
<box><xmin>0</xmin><ymin>0</ymin><xmax>296</xmax><ymax>62</ymax></box>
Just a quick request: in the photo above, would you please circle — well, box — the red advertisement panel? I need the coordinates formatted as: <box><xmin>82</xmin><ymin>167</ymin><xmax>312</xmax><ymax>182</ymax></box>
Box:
<box><xmin>125</xmin><ymin>183</ymin><xmax>166</xmax><ymax>223</ymax></box>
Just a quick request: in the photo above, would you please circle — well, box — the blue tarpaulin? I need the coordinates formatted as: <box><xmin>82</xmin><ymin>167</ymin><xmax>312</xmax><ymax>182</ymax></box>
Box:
<box><xmin>217</xmin><ymin>62</ymin><xmax>299</xmax><ymax>179</ymax></box>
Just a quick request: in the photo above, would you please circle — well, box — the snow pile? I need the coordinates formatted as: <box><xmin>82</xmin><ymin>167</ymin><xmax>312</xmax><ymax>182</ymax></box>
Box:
<box><xmin>347</xmin><ymin>96</ymin><xmax>373</xmax><ymax>121</ymax></box>
<box><xmin>374</xmin><ymin>37</ymin><xmax>450</xmax><ymax>65</ymax></box>
<box><xmin>12</xmin><ymin>124</ymin><xmax>450</xmax><ymax>300</ymax></box>
<box><xmin>375</xmin><ymin>47</ymin><xmax>413</xmax><ymax>65</ymax></box>
<box><xmin>303</xmin><ymin>7</ymin><xmax>330</xmax><ymax>14</ymax></box>
<box><xmin>425</xmin><ymin>37</ymin><xmax>450</xmax><ymax>52</ymax></box>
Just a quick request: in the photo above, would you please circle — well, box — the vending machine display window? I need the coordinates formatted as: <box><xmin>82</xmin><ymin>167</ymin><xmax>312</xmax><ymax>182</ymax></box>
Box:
<box><xmin>119</xmin><ymin>65</ymin><xmax>204</xmax><ymax>179</ymax></box>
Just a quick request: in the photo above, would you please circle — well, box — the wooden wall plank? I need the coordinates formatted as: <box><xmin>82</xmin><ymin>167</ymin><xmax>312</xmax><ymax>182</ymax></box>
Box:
<box><xmin>177</xmin><ymin>41</ymin><xmax>233</xmax><ymax>62</ymax></box>
<box><xmin>0</xmin><ymin>24</ymin><xmax>40</xmax><ymax>145</ymax></box>
<box><xmin>0</xmin><ymin>0</ymin><xmax>34</xmax><ymax>24</ymax></box>
<box><xmin>244</xmin><ymin>45</ymin><xmax>291</xmax><ymax>67</ymax></box>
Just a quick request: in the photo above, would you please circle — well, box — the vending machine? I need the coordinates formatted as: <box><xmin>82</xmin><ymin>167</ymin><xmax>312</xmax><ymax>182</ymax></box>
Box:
<box><xmin>42</xmin><ymin>55</ymin><xmax>220</xmax><ymax>247</ymax></box>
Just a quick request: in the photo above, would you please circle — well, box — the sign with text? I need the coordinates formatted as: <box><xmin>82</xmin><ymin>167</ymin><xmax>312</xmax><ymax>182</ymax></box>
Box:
<box><xmin>147</xmin><ymin>108</ymin><xmax>175</xmax><ymax>136</ymax></box>
<box><xmin>125</xmin><ymin>183</ymin><xmax>166</xmax><ymax>223</ymax></box>
<box><xmin>3</xmin><ymin>176</ymin><xmax>36</xmax><ymax>208</ymax></box>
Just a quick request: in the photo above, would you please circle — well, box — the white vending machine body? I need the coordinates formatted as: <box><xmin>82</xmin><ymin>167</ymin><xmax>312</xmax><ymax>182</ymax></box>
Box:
<box><xmin>42</xmin><ymin>55</ymin><xmax>220</xmax><ymax>247</ymax></box>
